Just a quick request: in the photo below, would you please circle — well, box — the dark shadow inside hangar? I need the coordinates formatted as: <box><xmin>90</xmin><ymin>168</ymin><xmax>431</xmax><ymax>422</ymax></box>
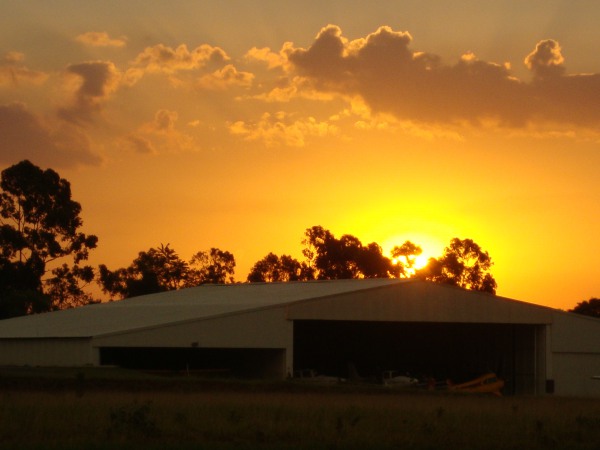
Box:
<box><xmin>293</xmin><ymin>320</ymin><xmax>541</xmax><ymax>394</ymax></box>
<box><xmin>99</xmin><ymin>347</ymin><xmax>286</xmax><ymax>379</ymax></box>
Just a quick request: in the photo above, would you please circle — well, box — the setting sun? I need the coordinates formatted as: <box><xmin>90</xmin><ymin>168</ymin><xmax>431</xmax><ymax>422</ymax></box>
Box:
<box><xmin>413</xmin><ymin>254</ymin><xmax>430</xmax><ymax>270</ymax></box>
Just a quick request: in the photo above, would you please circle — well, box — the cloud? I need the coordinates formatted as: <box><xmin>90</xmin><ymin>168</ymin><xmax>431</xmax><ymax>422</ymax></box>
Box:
<box><xmin>75</xmin><ymin>32</ymin><xmax>127</xmax><ymax>48</ymax></box>
<box><xmin>0</xmin><ymin>102</ymin><xmax>101</xmax><ymax>168</ymax></box>
<box><xmin>58</xmin><ymin>60</ymin><xmax>121</xmax><ymax>123</ymax></box>
<box><xmin>251</xmin><ymin>76</ymin><xmax>335</xmax><ymax>102</ymax></box>
<box><xmin>131</xmin><ymin>43</ymin><xmax>228</xmax><ymax>75</ymax></box>
<box><xmin>0</xmin><ymin>52</ymin><xmax>48</xmax><ymax>87</ymax></box>
<box><xmin>524</xmin><ymin>39</ymin><xmax>565</xmax><ymax>80</ymax></box>
<box><xmin>152</xmin><ymin>109</ymin><xmax>178</xmax><ymax>132</ymax></box>
<box><xmin>228</xmin><ymin>112</ymin><xmax>338</xmax><ymax>147</ymax></box>
<box><xmin>282</xmin><ymin>25</ymin><xmax>600</xmax><ymax>130</ymax></box>
<box><xmin>196</xmin><ymin>64</ymin><xmax>254</xmax><ymax>90</ymax></box>
<box><xmin>120</xmin><ymin>134</ymin><xmax>156</xmax><ymax>155</ymax></box>
<box><xmin>122</xmin><ymin>109</ymin><xmax>193</xmax><ymax>154</ymax></box>
<box><xmin>245</xmin><ymin>46</ymin><xmax>290</xmax><ymax>70</ymax></box>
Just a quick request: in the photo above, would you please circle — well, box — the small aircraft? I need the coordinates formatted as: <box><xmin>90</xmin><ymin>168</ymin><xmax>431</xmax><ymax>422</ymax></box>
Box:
<box><xmin>447</xmin><ymin>372</ymin><xmax>504</xmax><ymax>396</ymax></box>
<box><xmin>293</xmin><ymin>369</ymin><xmax>344</xmax><ymax>384</ymax></box>
<box><xmin>592</xmin><ymin>375</ymin><xmax>600</xmax><ymax>380</ymax></box>
<box><xmin>381</xmin><ymin>370</ymin><xmax>419</xmax><ymax>387</ymax></box>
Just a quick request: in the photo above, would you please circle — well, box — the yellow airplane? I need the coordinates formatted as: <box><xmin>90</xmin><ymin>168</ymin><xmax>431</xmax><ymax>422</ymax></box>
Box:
<box><xmin>448</xmin><ymin>373</ymin><xmax>505</xmax><ymax>396</ymax></box>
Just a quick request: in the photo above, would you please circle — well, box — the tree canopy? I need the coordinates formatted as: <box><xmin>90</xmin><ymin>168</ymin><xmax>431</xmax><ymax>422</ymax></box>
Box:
<box><xmin>416</xmin><ymin>238</ymin><xmax>497</xmax><ymax>294</ymax></box>
<box><xmin>98</xmin><ymin>244</ymin><xmax>236</xmax><ymax>299</ymax></box>
<box><xmin>301</xmin><ymin>226</ymin><xmax>398</xmax><ymax>280</ymax></box>
<box><xmin>568</xmin><ymin>298</ymin><xmax>600</xmax><ymax>318</ymax></box>
<box><xmin>188</xmin><ymin>248</ymin><xmax>236</xmax><ymax>285</ymax></box>
<box><xmin>0</xmin><ymin>160</ymin><xmax>97</xmax><ymax>317</ymax></box>
<box><xmin>247</xmin><ymin>252</ymin><xmax>312</xmax><ymax>282</ymax></box>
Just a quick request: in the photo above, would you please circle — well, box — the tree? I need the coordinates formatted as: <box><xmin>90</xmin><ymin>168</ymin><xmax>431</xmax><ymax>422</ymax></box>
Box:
<box><xmin>0</xmin><ymin>160</ymin><xmax>98</xmax><ymax>317</ymax></box>
<box><xmin>417</xmin><ymin>238</ymin><xmax>497</xmax><ymax>294</ymax></box>
<box><xmin>569</xmin><ymin>298</ymin><xmax>600</xmax><ymax>318</ymax></box>
<box><xmin>301</xmin><ymin>226</ymin><xmax>396</xmax><ymax>280</ymax></box>
<box><xmin>99</xmin><ymin>244</ymin><xmax>236</xmax><ymax>300</ymax></box>
<box><xmin>391</xmin><ymin>240</ymin><xmax>422</xmax><ymax>277</ymax></box>
<box><xmin>247</xmin><ymin>252</ymin><xmax>312</xmax><ymax>282</ymax></box>
<box><xmin>98</xmin><ymin>244</ymin><xmax>188</xmax><ymax>299</ymax></box>
<box><xmin>187</xmin><ymin>248</ymin><xmax>236</xmax><ymax>285</ymax></box>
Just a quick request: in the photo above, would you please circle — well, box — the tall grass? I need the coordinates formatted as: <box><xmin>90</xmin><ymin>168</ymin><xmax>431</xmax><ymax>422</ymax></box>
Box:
<box><xmin>1</xmin><ymin>389</ymin><xmax>599</xmax><ymax>449</ymax></box>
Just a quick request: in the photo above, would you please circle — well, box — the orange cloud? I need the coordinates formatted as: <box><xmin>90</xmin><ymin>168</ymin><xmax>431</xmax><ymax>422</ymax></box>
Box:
<box><xmin>283</xmin><ymin>25</ymin><xmax>600</xmax><ymax>130</ymax></box>
<box><xmin>0</xmin><ymin>52</ymin><xmax>48</xmax><ymax>87</ymax></box>
<box><xmin>524</xmin><ymin>39</ymin><xmax>565</xmax><ymax>80</ymax></box>
<box><xmin>131</xmin><ymin>44</ymin><xmax>228</xmax><ymax>75</ymax></box>
<box><xmin>0</xmin><ymin>102</ymin><xmax>101</xmax><ymax>167</ymax></box>
<box><xmin>123</xmin><ymin>109</ymin><xmax>193</xmax><ymax>155</ymax></box>
<box><xmin>229</xmin><ymin>111</ymin><xmax>337</xmax><ymax>147</ymax></box>
<box><xmin>245</xmin><ymin>46</ymin><xmax>290</xmax><ymax>70</ymax></box>
<box><xmin>120</xmin><ymin>133</ymin><xmax>156</xmax><ymax>155</ymax></box>
<box><xmin>75</xmin><ymin>32</ymin><xmax>127</xmax><ymax>48</ymax></box>
<box><xmin>196</xmin><ymin>64</ymin><xmax>254</xmax><ymax>90</ymax></box>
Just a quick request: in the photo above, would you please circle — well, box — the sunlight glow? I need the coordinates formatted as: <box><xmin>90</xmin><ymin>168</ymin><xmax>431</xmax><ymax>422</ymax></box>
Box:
<box><xmin>413</xmin><ymin>254</ymin><xmax>429</xmax><ymax>270</ymax></box>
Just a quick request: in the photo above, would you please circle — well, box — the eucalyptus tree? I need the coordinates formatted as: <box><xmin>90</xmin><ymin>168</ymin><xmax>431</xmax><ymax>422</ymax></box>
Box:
<box><xmin>417</xmin><ymin>238</ymin><xmax>497</xmax><ymax>294</ymax></box>
<box><xmin>247</xmin><ymin>252</ymin><xmax>311</xmax><ymax>282</ymax></box>
<box><xmin>0</xmin><ymin>160</ymin><xmax>98</xmax><ymax>316</ymax></box>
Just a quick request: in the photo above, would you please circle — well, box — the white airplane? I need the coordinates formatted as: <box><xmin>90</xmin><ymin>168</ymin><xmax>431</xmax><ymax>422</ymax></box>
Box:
<box><xmin>382</xmin><ymin>370</ymin><xmax>418</xmax><ymax>386</ymax></box>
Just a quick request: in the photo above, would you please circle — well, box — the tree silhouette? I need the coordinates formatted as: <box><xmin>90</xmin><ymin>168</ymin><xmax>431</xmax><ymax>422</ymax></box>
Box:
<box><xmin>391</xmin><ymin>240</ymin><xmax>422</xmax><ymax>277</ymax></box>
<box><xmin>99</xmin><ymin>244</ymin><xmax>236</xmax><ymax>299</ymax></box>
<box><xmin>247</xmin><ymin>252</ymin><xmax>312</xmax><ymax>282</ymax></box>
<box><xmin>417</xmin><ymin>238</ymin><xmax>497</xmax><ymax>294</ymax></box>
<box><xmin>569</xmin><ymin>298</ymin><xmax>600</xmax><ymax>318</ymax></box>
<box><xmin>0</xmin><ymin>160</ymin><xmax>98</xmax><ymax>317</ymax></box>
<box><xmin>98</xmin><ymin>244</ymin><xmax>187</xmax><ymax>299</ymax></box>
<box><xmin>187</xmin><ymin>248</ymin><xmax>236</xmax><ymax>285</ymax></box>
<box><xmin>301</xmin><ymin>226</ymin><xmax>396</xmax><ymax>280</ymax></box>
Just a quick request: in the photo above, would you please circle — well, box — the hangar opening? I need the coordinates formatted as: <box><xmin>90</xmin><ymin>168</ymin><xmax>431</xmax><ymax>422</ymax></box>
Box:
<box><xmin>99</xmin><ymin>347</ymin><xmax>286</xmax><ymax>379</ymax></box>
<box><xmin>293</xmin><ymin>320</ymin><xmax>544</xmax><ymax>394</ymax></box>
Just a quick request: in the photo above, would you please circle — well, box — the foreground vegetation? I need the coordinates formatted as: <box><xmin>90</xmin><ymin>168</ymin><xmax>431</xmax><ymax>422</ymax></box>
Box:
<box><xmin>0</xmin><ymin>370</ymin><xmax>599</xmax><ymax>449</ymax></box>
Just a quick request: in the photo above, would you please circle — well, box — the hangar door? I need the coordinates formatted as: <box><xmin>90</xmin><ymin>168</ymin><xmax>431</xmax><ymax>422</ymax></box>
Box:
<box><xmin>294</xmin><ymin>320</ymin><xmax>544</xmax><ymax>394</ymax></box>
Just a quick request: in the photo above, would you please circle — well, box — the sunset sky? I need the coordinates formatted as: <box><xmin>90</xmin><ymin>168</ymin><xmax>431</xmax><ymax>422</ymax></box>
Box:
<box><xmin>2</xmin><ymin>1</ymin><xmax>600</xmax><ymax>309</ymax></box>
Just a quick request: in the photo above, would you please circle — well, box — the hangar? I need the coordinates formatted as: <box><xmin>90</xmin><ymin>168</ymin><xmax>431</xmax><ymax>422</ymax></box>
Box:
<box><xmin>0</xmin><ymin>279</ymin><xmax>599</xmax><ymax>397</ymax></box>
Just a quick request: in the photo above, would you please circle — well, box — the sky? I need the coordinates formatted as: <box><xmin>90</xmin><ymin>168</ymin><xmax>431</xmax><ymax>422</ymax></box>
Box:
<box><xmin>1</xmin><ymin>0</ymin><xmax>600</xmax><ymax>309</ymax></box>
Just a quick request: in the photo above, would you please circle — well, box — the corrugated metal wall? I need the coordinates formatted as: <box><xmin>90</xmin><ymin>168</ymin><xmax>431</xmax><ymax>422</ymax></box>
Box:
<box><xmin>0</xmin><ymin>338</ymin><xmax>97</xmax><ymax>366</ymax></box>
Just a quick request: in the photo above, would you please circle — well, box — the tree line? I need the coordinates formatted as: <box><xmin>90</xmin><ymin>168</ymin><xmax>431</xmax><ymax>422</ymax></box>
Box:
<box><xmin>0</xmin><ymin>160</ymin><xmax>596</xmax><ymax>319</ymax></box>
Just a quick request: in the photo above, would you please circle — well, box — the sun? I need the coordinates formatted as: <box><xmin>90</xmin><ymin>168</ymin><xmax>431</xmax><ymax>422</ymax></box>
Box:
<box><xmin>384</xmin><ymin>233</ymin><xmax>446</xmax><ymax>274</ymax></box>
<box><xmin>392</xmin><ymin>252</ymin><xmax>430</xmax><ymax>276</ymax></box>
<box><xmin>413</xmin><ymin>253</ymin><xmax>430</xmax><ymax>270</ymax></box>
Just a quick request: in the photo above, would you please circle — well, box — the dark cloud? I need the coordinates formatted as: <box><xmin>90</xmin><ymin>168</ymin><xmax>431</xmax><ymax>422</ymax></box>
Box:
<box><xmin>0</xmin><ymin>102</ymin><xmax>101</xmax><ymax>168</ymax></box>
<box><xmin>131</xmin><ymin>44</ymin><xmax>228</xmax><ymax>74</ymax></box>
<box><xmin>58</xmin><ymin>61</ymin><xmax>120</xmax><ymax>123</ymax></box>
<box><xmin>286</xmin><ymin>25</ymin><xmax>600</xmax><ymax>129</ymax></box>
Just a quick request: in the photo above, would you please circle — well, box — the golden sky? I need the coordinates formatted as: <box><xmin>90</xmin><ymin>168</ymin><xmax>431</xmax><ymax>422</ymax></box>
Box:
<box><xmin>2</xmin><ymin>1</ymin><xmax>600</xmax><ymax>309</ymax></box>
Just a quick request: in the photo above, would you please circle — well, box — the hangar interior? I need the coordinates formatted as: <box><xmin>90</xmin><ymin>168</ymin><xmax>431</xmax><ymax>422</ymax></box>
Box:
<box><xmin>95</xmin><ymin>317</ymin><xmax>544</xmax><ymax>395</ymax></box>
<box><xmin>293</xmin><ymin>320</ymin><xmax>543</xmax><ymax>394</ymax></box>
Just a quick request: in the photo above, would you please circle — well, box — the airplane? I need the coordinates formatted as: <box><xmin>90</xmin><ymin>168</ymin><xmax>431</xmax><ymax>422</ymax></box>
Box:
<box><xmin>447</xmin><ymin>372</ymin><xmax>505</xmax><ymax>396</ymax></box>
<box><xmin>381</xmin><ymin>370</ymin><xmax>419</xmax><ymax>387</ymax></box>
<box><xmin>293</xmin><ymin>368</ymin><xmax>344</xmax><ymax>383</ymax></box>
<box><xmin>592</xmin><ymin>375</ymin><xmax>600</xmax><ymax>380</ymax></box>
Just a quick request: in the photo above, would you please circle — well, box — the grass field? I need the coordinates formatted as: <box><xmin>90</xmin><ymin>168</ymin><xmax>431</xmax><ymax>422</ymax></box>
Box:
<box><xmin>1</xmin><ymin>368</ymin><xmax>599</xmax><ymax>450</ymax></box>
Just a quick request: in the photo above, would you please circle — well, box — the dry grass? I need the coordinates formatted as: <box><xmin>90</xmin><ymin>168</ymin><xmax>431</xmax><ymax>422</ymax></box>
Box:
<box><xmin>1</xmin><ymin>387</ymin><xmax>600</xmax><ymax>450</ymax></box>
